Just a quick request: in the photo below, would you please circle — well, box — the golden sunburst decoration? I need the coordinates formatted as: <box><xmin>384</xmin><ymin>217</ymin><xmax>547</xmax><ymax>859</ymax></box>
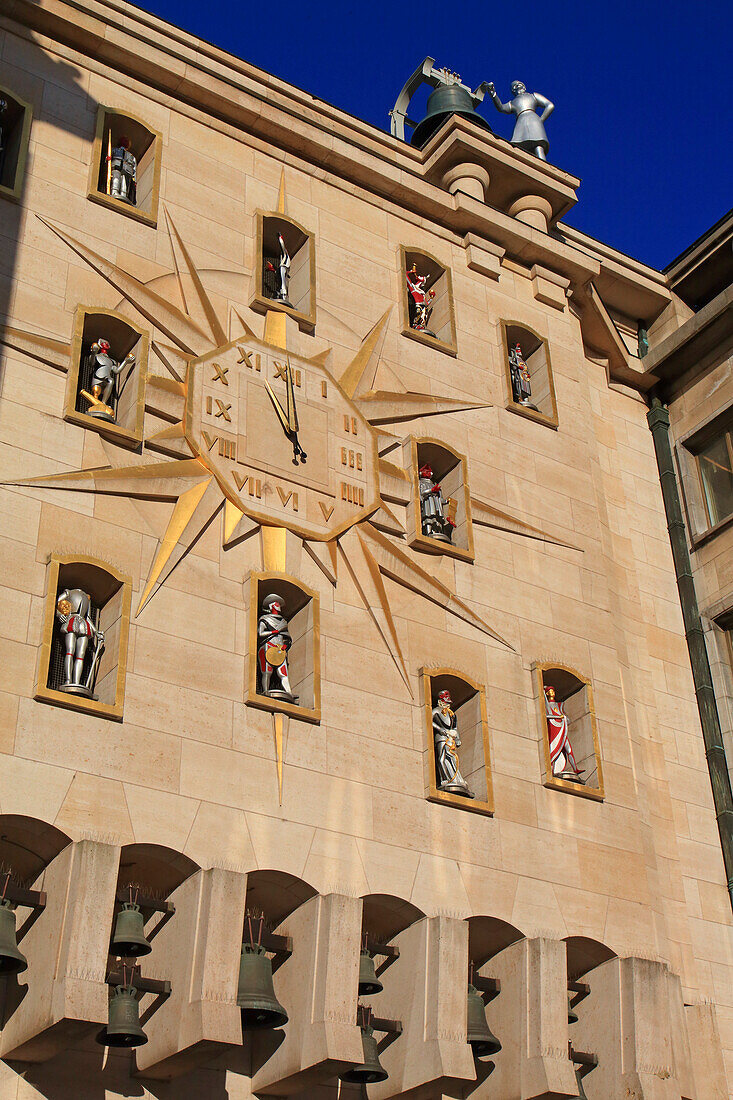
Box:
<box><xmin>1</xmin><ymin>189</ymin><xmax>580</xmax><ymax>802</ymax></box>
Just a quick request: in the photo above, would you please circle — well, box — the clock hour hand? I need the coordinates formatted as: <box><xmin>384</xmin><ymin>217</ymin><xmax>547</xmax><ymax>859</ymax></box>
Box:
<box><xmin>264</xmin><ymin>375</ymin><xmax>307</xmax><ymax>466</ymax></box>
<box><xmin>285</xmin><ymin>360</ymin><xmax>307</xmax><ymax>465</ymax></box>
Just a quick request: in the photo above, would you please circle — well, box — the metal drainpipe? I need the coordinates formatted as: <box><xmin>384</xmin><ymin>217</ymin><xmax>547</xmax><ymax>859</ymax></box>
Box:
<box><xmin>647</xmin><ymin>397</ymin><xmax>733</xmax><ymax>911</ymax></box>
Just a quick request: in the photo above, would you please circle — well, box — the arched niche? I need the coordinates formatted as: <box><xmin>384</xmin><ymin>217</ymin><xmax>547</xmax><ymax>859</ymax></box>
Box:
<box><xmin>400</xmin><ymin>245</ymin><xmax>457</xmax><ymax>355</ymax></box>
<box><xmin>111</xmin><ymin>844</ymin><xmax>200</xmax><ymax>960</ymax></box>
<box><xmin>88</xmin><ymin>106</ymin><xmax>162</xmax><ymax>226</ymax></box>
<box><xmin>250</xmin><ymin>211</ymin><xmax>316</xmax><ymax>332</ymax></box>
<box><xmin>35</xmin><ymin>555</ymin><xmax>132</xmax><ymax>722</ymax></box>
<box><xmin>0</xmin><ymin>816</ymin><xmax>71</xmax><ymax>889</ymax></box>
<box><xmin>501</xmin><ymin>319</ymin><xmax>558</xmax><ymax>428</ymax></box>
<box><xmin>533</xmin><ymin>662</ymin><xmax>604</xmax><ymax>801</ymax></box>
<box><xmin>0</xmin><ymin>85</ymin><xmax>33</xmax><ymax>202</ymax></box>
<box><xmin>361</xmin><ymin>894</ymin><xmax>425</xmax><ymax>947</ymax></box>
<box><xmin>467</xmin><ymin>916</ymin><xmax>525</xmax><ymax>970</ymax></box>
<box><xmin>405</xmin><ymin>436</ymin><xmax>474</xmax><ymax>562</ymax></box>
<box><xmin>421</xmin><ymin>667</ymin><xmax>494</xmax><ymax>816</ymax></box>
<box><xmin>245</xmin><ymin>571</ymin><xmax>321</xmax><ymax>723</ymax></box>
<box><xmin>64</xmin><ymin>305</ymin><xmax>149</xmax><ymax>447</ymax></box>
<box><xmin>244</xmin><ymin>870</ymin><xmax>317</xmax><ymax>929</ymax></box>
<box><xmin>565</xmin><ymin>936</ymin><xmax>616</xmax><ymax>984</ymax></box>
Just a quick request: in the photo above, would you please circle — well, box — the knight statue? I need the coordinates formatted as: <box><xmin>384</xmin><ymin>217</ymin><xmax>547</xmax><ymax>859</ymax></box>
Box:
<box><xmin>433</xmin><ymin>689</ymin><xmax>474</xmax><ymax>798</ymax></box>
<box><xmin>406</xmin><ymin>263</ymin><xmax>436</xmax><ymax>334</ymax></box>
<box><xmin>419</xmin><ymin>463</ymin><xmax>456</xmax><ymax>543</ymax></box>
<box><xmin>107</xmin><ymin>135</ymin><xmax>137</xmax><ymax>204</ymax></box>
<box><xmin>508</xmin><ymin>342</ymin><xmax>537</xmax><ymax>408</ymax></box>
<box><xmin>487</xmin><ymin>81</ymin><xmax>554</xmax><ymax>160</ymax></box>
<box><xmin>55</xmin><ymin>588</ymin><xmax>105</xmax><ymax>698</ymax></box>
<box><xmin>257</xmin><ymin>593</ymin><xmax>299</xmax><ymax>703</ymax></box>
<box><xmin>81</xmin><ymin>339</ymin><xmax>135</xmax><ymax>422</ymax></box>
<box><xmin>544</xmin><ymin>685</ymin><xmax>584</xmax><ymax>783</ymax></box>
<box><xmin>265</xmin><ymin>233</ymin><xmax>292</xmax><ymax>307</ymax></box>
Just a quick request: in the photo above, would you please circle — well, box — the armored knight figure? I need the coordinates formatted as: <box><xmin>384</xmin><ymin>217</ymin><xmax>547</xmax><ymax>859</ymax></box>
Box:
<box><xmin>508</xmin><ymin>342</ymin><xmax>538</xmax><ymax>409</ymax></box>
<box><xmin>55</xmin><ymin>588</ymin><xmax>105</xmax><ymax>698</ymax></box>
<box><xmin>257</xmin><ymin>593</ymin><xmax>299</xmax><ymax>703</ymax></box>
<box><xmin>81</xmin><ymin>339</ymin><xmax>135</xmax><ymax>422</ymax></box>
<box><xmin>265</xmin><ymin>233</ymin><xmax>292</xmax><ymax>306</ymax></box>
<box><xmin>544</xmin><ymin>685</ymin><xmax>584</xmax><ymax>783</ymax></box>
<box><xmin>487</xmin><ymin>81</ymin><xmax>554</xmax><ymax>160</ymax></box>
<box><xmin>433</xmin><ymin>690</ymin><xmax>474</xmax><ymax>798</ymax></box>
<box><xmin>108</xmin><ymin>136</ymin><xmax>137</xmax><ymax>204</ymax></box>
<box><xmin>405</xmin><ymin>264</ymin><xmax>436</xmax><ymax>334</ymax></box>
<box><xmin>419</xmin><ymin>463</ymin><xmax>456</xmax><ymax>543</ymax></box>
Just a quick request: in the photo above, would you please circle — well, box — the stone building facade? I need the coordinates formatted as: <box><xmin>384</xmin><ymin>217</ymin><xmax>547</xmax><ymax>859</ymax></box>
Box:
<box><xmin>0</xmin><ymin>2</ymin><xmax>731</xmax><ymax>1098</ymax></box>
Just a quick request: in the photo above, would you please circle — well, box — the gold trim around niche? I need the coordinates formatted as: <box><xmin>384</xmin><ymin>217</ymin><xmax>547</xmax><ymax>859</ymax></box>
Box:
<box><xmin>420</xmin><ymin>667</ymin><xmax>494</xmax><ymax>816</ymax></box>
<box><xmin>406</xmin><ymin>436</ymin><xmax>475</xmax><ymax>563</ymax></box>
<box><xmin>245</xmin><ymin>570</ymin><xmax>321</xmax><ymax>724</ymax></box>
<box><xmin>0</xmin><ymin>84</ymin><xmax>33</xmax><ymax>203</ymax></box>
<box><xmin>64</xmin><ymin>305</ymin><xmax>149</xmax><ymax>447</ymax></box>
<box><xmin>250</xmin><ymin>210</ymin><xmax>317</xmax><ymax>333</ymax></box>
<box><xmin>532</xmin><ymin>660</ymin><xmax>604</xmax><ymax>800</ymax></box>
<box><xmin>399</xmin><ymin>245</ymin><xmax>458</xmax><ymax>358</ymax></box>
<box><xmin>500</xmin><ymin>319</ymin><xmax>558</xmax><ymax>430</ymax></box>
<box><xmin>87</xmin><ymin>107</ymin><xmax>163</xmax><ymax>228</ymax></box>
<box><xmin>35</xmin><ymin>555</ymin><xmax>132</xmax><ymax>722</ymax></box>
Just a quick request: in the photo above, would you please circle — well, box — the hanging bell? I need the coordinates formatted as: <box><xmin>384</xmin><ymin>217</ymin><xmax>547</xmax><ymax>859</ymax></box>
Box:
<box><xmin>466</xmin><ymin>983</ymin><xmax>501</xmax><ymax>1058</ymax></box>
<box><xmin>110</xmin><ymin>902</ymin><xmax>152</xmax><ymax>958</ymax></box>
<box><xmin>410</xmin><ymin>83</ymin><xmax>493</xmax><ymax>148</ymax></box>
<box><xmin>358</xmin><ymin>950</ymin><xmax>383</xmax><ymax>996</ymax></box>
<box><xmin>237</xmin><ymin>945</ymin><xmax>288</xmax><ymax>1029</ymax></box>
<box><xmin>98</xmin><ymin>984</ymin><xmax>148</xmax><ymax>1047</ymax></box>
<box><xmin>339</xmin><ymin>1023</ymin><xmax>389</xmax><ymax>1084</ymax></box>
<box><xmin>574</xmin><ymin>1066</ymin><xmax>589</xmax><ymax>1100</ymax></box>
<box><xmin>0</xmin><ymin>901</ymin><xmax>27</xmax><ymax>975</ymax></box>
<box><xmin>567</xmin><ymin>992</ymin><xmax>579</xmax><ymax>1026</ymax></box>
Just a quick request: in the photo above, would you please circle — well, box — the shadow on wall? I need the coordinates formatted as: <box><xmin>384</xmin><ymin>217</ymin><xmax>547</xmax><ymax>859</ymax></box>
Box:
<box><xmin>1</xmin><ymin>9</ymin><xmax>98</xmax><ymax>399</ymax></box>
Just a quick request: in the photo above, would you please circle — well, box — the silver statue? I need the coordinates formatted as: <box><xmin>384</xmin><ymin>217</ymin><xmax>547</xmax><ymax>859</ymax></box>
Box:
<box><xmin>108</xmin><ymin>136</ymin><xmax>137</xmax><ymax>204</ymax></box>
<box><xmin>419</xmin><ymin>463</ymin><xmax>455</xmax><ymax>543</ymax></box>
<box><xmin>257</xmin><ymin>593</ymin><xmax>298</xmax><ymax>703</ymax></box>
<box><xmin>81</xmin><ymin>339</ymin><xmax>135</xmax><ymax>422</ymax></box>
<box><xmin>55</xmin><ymin>588</ymin><xmax>105</xmax><ymax>698</ymax></box>
<box><xmin>433</xmin><ymin>690</ymin><xmax>474</xmax><ymax>798</ymax></box>
<box><xmin>508</xmin><ymin>342</ymin><xmax>537</xmax><ymax>409</ymax></box>
<box><xmin>487</xmin><ymin>81</ymin><xmax>554</xmax><ymax>160</ymax></box>
<box><xmin>265</xmin><ymin>234</ymin><xmax>292</xmax><ymax>307</ymax></box>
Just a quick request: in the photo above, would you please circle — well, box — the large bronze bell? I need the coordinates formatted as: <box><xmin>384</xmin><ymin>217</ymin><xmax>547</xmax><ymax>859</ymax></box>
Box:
<box><xmin>466</xmin><ymin>983</ymin><xmax>501</xmax><ymax>1058</ymax></box>
<box><xmin>410</xmin><ymin>83</ymin><xmax>493</xmax><ymax>148</ymax></box>
<box><xmin>98</xmin><ymin>984</ymin><xmax>148</xmax><ymax>1047</ymax></box>
<box><xmin>567</xmin><ymin>992</ymin><xmax>579</xmax><ymax>1025</ymax></box>
<box><xmin>339</xmin><ymin>1024</ymin><xmax>389</xmax><ymax>1084</ymax></box>
<box><xmin>574</xmin><ymin>1066</ymin><xmax>589</xmax><ymax>1100</ymax></box>
<box><xmin>237</xmin><ymin>945</ymin><xmax>288</xmax><ymax>1029</ymax></box>
<box><xmin>358</xmin><ymin>950</ymin><xmax>383</xmax><ymax>996</ymax></box>
<box><xmin>110</xmin><ymin>902</ymin><xmax>152</xmax><ymax>958</ymax></box>
<box><xmin>0</xmin><ymin>901</ymin><xmax>28</xmax><ymax>975</ymax></box>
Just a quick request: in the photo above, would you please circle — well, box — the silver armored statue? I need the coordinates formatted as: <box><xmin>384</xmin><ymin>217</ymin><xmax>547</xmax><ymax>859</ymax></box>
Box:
<box><xmin>257</xmin><ymin>593</ymin><xmax>299</xmax><ymax>703</ymax></box>
<box><xmin>81</xmin><ymin>339</ymin><xmax>135</xmax><ymax>422</ymax></box>
<box><xmin>487</xmin><ymin>81</ymin><xmax>554</xmax><ymax>160</ymax></box>
<box><xmin>419</xmin><ymin>463</ymin><xmax>456</xmax><ymax>543</ymax></box>
<box><xmin>55</xmin><ymin>588</ymin><xmax>105</xmax><ymax>698</ymax></box>
<box><xmin>508</xmin><ymin>342</ymin><xmax>537</xmax><ymax>409</ymax></box>
<box><xmin>433</xmin><ymin>689</ymin><xmax>474</xmax><ymax>798</ymax></box>
<box><xmin>107</xmin><ymin>135</ymin><xmax>137</xmax><ymax>204</ymax></box>
<box><xmin>265</xmin><ymin>233</ymin><xmax>292</xmax><ymax>307</ymax></box>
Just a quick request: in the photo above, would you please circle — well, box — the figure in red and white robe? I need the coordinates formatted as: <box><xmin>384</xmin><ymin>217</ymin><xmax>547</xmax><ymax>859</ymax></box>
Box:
<box><xmin>406</xmin><ymin>263</ymin><xmax>436</xmax><ymax>332</ymax></box>
<box><xmin>544</xmin><ymin>685</ymin><xmax>584</xmax><ymax>783</ymax></box>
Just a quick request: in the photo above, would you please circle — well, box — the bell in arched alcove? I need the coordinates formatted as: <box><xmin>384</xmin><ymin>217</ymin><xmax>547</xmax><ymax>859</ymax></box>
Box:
<box><xmin>237</xmin><ymin>944</ymin><xmax>288</xmax><ymax>1029</ymax></box>
<box><xmin>98</xmin><ymin>984</ymin><xmax>148</xmax><ymax>1047</ymax></box>
<box><xmin>110</xmin><ymin>902</ymin><xmax>152</xmax><ymax>958</ymax></box>
<box><xmin>466</xmin><ymin>982</ymin><xmax>501</xmax><ymax>1058</ymax></box>
<box><xmin>0</xmin><ymin>901</ymin><xmax>27</xmax><ymax>975</ymax></box>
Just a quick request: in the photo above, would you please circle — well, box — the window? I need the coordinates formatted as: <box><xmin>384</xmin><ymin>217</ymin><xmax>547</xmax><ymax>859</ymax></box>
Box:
<box><xmin>406</xmin><ymin>438</ymin><xmax>474</xmax><ymax>563</ymax></box>
<box><xmin>246</xmin><ymin>573</ymin><xmax>320</xmax><ymax>722</ymax></box>
<box><xmin>400</xmin><ymin>247</ymin><xmax>457</xmax><ymax>355</ymax></box>
<box><xmin>421</xmin><ymin>668</ymin><xmax>494</xmax><ymax>816</ymax></box>
<box><xmin>534</xmin><ymin>663</ymin><xmax>604</xmax><ymax>800</ymax></box>
<box><xmin>88</xmin><ymin>107</ymin><xmax>162</xmax><ymax>226</ymax></box>
<box><xmin>698</xmin><ymin>431</ymin><xmax>733</xmax><ymax>527</ymax></box>
<box><xmin>0</xmin><ymin>87</ymin><xmax>33</xmax><ymax>201</ymax></box>
<box><xmin>251</xmin><ymin>213</ymin><xmax>316</xmax><ymax>332</ymax></box>
<box><xmin>501</xmin><ymin>321</ymin><xmax>558</xmax><ymax>428</ymax></box>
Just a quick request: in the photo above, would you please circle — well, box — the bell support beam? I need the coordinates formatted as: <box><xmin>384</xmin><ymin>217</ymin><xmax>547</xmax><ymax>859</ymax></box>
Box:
<box><xmin>370</xmin><ymin>1016</ymin><xmax>403</xmax><ymax>1056</ymax></box>
<box><xmin>134</xmin><ymin>867</ymin><xmax>247</xmax><ymax>1080</ymax></box>
<box><xmin>472</xmin><ymin>974</ymin><xmax>501</xmax><ymax>1003</ymax></box>
<box><xmin>0</xmin><ymin>840</ymin><xmax>120</xmax><ymax>1063</ymax></box>
<box><xmin>364</xmin><ymin>937</ymin><xmax>399</xmax><ymax>979</ymax></box>
<box><xmin>1</xmin><ymin>883</ymin><xmax>47</xmax><ymax>943</ymax></box>
<box><xmin>362</xmin><ymin>915</ymin><xmax>477</xmax><ymax>1100</ymax></box>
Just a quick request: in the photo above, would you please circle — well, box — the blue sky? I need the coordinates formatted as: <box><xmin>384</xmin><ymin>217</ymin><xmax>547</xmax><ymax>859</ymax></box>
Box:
<box><xmin>136</xmin><ymin>0</ymin><xmax>730</xmax><ymax>270</ymax></box>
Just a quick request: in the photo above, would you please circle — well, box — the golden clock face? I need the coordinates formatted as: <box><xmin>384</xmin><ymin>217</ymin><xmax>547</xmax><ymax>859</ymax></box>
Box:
<box><xmin>184</xmin><ymin>336</ymin><xmax>381</xmax><ymax>541</ymax></box>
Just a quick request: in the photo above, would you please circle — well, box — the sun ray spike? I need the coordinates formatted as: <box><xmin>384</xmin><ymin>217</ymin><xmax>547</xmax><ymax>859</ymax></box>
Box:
<box><xmin>339</xmin><ymin>309</ymin><xmax>392</xmax><ymax>399</ymax></box>
<box><xmin>303</xmin><ymin>539</ymin><xmax>338</xmax><ymax>585</ymax></box>
<box><xmin>471</xmin><ymin>495</ymin><xmax>583</xmax><ymax>551</ymax></box>
<box><xmin>229</xmin><ymin>308</ymin><xmax>259</xmax><ymax>342</ymax></box>
<box><xmin>137</xmin><ymin>478</ymin><xmax>214</xmax><ymax>614</ymax></box>
<box><xmin>356</xmin><ymin>390</ymin><xmax>491</xmax><ymax>426</ymax></box>
<box><xmin>264</xmin><ymin>311</ymin><xmax>288</xmax><ymax>350</ymax></box>
<box><xmin>277</xmin><ymin>169</ymin><xmax>286</xmax><ymax>215</ymax></box>
<box><xmin>0</xmin><ymin>325</ymin><xmax>71</xmax><ymax>372</ymax></box>
<box><xmin>164</xmin><ymin>208</ymin><xmax>228</xmax><ymax>348</ymax></box>
<box><xmin>224</xmin><ymin>500</ymin><xmax>246</xmax><ymax>543</ymax></box>
<box><xmin>2</xmin><ymin>458</ymin><xmax>209</xmax><ymax>499</ymax></box>
<box><xmin>36</xmin><ymin>216</ymin><xmax>213</xmax><ymax>356</ymax></box>
<box><xmin>273</xmin><ymin>713</ymin><xmax>286</xmax><ymax>804</ymax></box>
<box><xmin>360</xmin><ymin>522</ymin><xmax>515</xmax><ymax>651</ymax></box>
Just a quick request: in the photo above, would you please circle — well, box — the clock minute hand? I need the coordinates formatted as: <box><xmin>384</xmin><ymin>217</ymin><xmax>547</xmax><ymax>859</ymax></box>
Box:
<box><xmin>285</xmin><ymin>361</ymin><xmax>307</xmax><ymax>466</ymax></box>
<box><xmin>265</xmin><ymin>374</ymin><xmax>307</xmax><ymax>466</ymax></box>
<box><xmin>264</xmin><ymin>379</ymin><xmax>290</xmax><ymax>434</ymax></box>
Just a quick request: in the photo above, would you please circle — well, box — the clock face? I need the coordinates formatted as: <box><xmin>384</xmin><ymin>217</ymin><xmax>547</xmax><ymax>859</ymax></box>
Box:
<box><xmin>184</xmin><ymin>336</ymin><xmax>381</xmax><ymax>541</ymax></box>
